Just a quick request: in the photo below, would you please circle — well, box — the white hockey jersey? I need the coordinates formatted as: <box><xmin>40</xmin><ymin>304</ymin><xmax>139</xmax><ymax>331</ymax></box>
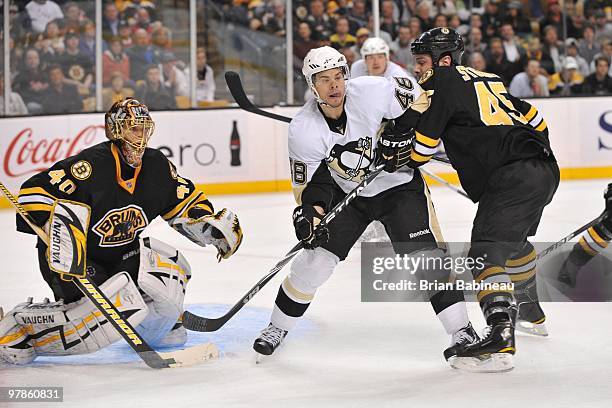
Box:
<box><xmin>289</xmin><ymin>75</ymin><xmax>425</xmax><ymax>202</ymax></box>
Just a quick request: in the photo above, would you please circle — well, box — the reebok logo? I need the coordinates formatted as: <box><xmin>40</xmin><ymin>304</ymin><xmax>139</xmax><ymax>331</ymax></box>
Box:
<box><xmin>409</xmin><ymin>229</ymin><xmax>431</xmax><ymax>239</ymax></box>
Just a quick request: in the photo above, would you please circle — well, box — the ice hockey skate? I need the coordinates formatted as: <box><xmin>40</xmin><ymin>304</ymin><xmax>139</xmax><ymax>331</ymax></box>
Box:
<box><xmin>253</xmin><ymin>323</ymin><xmax>287</xmax><ymax>363</ymax></box>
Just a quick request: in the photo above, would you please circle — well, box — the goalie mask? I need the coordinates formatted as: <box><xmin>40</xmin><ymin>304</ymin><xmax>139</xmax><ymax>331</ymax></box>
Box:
<box><xmin>105</xmin><ymin>98</ymin><xmax>155</xmax><ymax>167</ymax></box>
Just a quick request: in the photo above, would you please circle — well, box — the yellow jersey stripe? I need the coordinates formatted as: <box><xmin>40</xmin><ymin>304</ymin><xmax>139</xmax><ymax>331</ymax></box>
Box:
<box><xmin>535</xmin><ymin>120</ymin><xmax>547</xmax><ymax>132</ymax></box>
<box><xmin>588</xmin><ymin>227</ymin><xmax>609</xmax><ymax>248</ymax></box>
<box><xmin>18</xmin><ymin>187</ymin><xmax>57</xmax><ymax>199</ymax></box>
<box><xmin>505</xmin><ymin>249</ymin><xmax>536</xmax><ymax>267</ymax></box>
<box><xmin>415</xmin><ymin>131</ymin><xmax>439</xmax><ymax>148</ymax></box>
<box><xmin>162</xmin><ymin>190</ymin><xmax>201</xmax><ymax>221</ymax></box>
<box><xmin>524</xmin><ymin>106</ymin><xmax>538</xmax><ymax>121</ymax></box>
<box><xmin>578</xmin><ymin>237</ymin><xmax>598</xmax><ymax>256</ymax></box>
<box><xmin>411</xmin><ymin>151</ymin><xmax>432</xmax><ymax>163</ymax></box>
<box><xmin>21</xmin><ymin>203</ymin><xmax>53</xmax><ymax>213</ymax></box>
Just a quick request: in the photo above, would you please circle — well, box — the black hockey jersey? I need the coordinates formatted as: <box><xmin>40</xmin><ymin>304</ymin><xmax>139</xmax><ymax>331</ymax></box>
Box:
<box><xmin>17</xmin><ymin>141</ymin><xmax>212</xmax><ymax>265</ymax></box>
<box><xmin>408</xmin><ymin>66</ymin><xmax>554</xmax><ymax>201</ymax></box>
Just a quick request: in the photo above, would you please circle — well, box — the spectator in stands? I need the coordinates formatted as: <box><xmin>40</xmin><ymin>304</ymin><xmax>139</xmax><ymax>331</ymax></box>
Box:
<box><xmin>196</xmin><ymin>47</ymin><xmax>215</xmax><ymax>103</ymax></box>
<box><xmin>465</xmin><ymin>27</ymin><xmax>487</xmax><ymax>56</ymax></box>
<box><xmin>415</xmin><ymin>2</ymin><xmax>432</xmax><ymax>32</ymax></box>
<box><xmin>367</xmin><ymin>16</ymin><xmax>393</xmax><ymax>45</ymax></box>
<box><xmin>160</xmin><ymin>52</ymin><xmax>188</xmax><ymax>98</ymax></box>
<box><xmin>549</xmin><ymin>57</ymin><xmax>584</xmax><ymax>96</ymax></box>
<box><xmin>582</xmin><ymin>56</ymin><xmax>612</xmax><ymax>95</ymax></box>
<box><xmin>307</xmin><ymin>0</ymin><xmax>333</xmax><ymax>41</ymax></box>
<box><xmin>33</xmin><ymin>32</ymin><xmax>56</xmax><ymax>65</ymax></box>
<box><xmin>486</xmin><ymin>37</ymin><xmax>521</xmax><ymax>85</ymax></box>
<box><xmin>347</xmin><ymin>0</ymin><xmax>369</xmax><ymax>32</ymax></box>
<box><xmin>541</xmin><ymin>0</ymin><xmax>578</xmax><ymax>39</ymax></box>
<box><xmin>408</xmin><ymin>17</ymin><xmax>423</xmax><ymax>41</ymax></box>
<box><xmin>432</xmin><ymin>14</ymin><xmax>448</xmax><ymax>29</ymax></box>
<box><xmin>263</xmin><ymin>0</ymin><xmax>287</xmax><ymax>37</ymax></box>
<box><xmin>500</xmin><ymin>22</ymin><xmax>526</xmax><ymax>65</ymax></box>
<box><xmin>525</xmin><ymin>36</ymin><xmax>554</xmax><ymax>76</ymax></box>
<box><xmin>593</xmin><ymin>11</ymin><xmax>612</xmax><ymax>47</ymax></box>
<box><xmin>331</xmin><ymin>17</ymin><xmax>357</xmax><ymax>50</ymax></box>
<box><xmin>103</xmin><ymin>1</ymin><xmax>121</xmax><ymax>39</ymax></box>
<box><xmin>56</xmin><ymin>30</ymin><xmax>93</xmax><ymax>93</ymax></box>
<box><xmin>137</xmin><ymin>64</ymin><xmax>176</xmax><ymax>110</ymax></box>
<box><xmin>0</xmin><ymin>74</ymin><xmax>29</xmax><ymax>116</ymax></box>
<box><xmin>44</xmin><ymin>20</ymin><xmax>65</xmax><ymax>55</ymax></box>
<box><xmin>505</xmin><ymin>1</ymin><xmax>531</xmax><ymax>37</ymax></box>
<box><xmin>127</xmin><ymin>28</ymin><xmax>156</xmax><ymax>81</ymax></box>
<box><xmin>103</xmin><ymin>71</ymin><xmax>135</xmax><ymax>109</ymax></box>
<box><xmin>509</xmin><ymin>59</ymin><xmax>550</xmax><ymax>97</ymax></box>
<box><xmin>26</xmin><ymin>0</ymin><xmax>64</xmax><ymax>34</ymax></box>
<box><xmin>350</xmin><ymin>27</ymin><xmax>370</xmax><ymax>59</ymax></box>
<box><xmin>122</xmin><ymin>0</ymin><xmax>158</xmax><ymax>22</ymax></box>
<box><xmin>584</xmin><ymin>0</ymin><xmax>610</xmax><ymax>19</ymax></box>
<box><xmin>340</xmin><ymin>47</ymin><xmax>358</xmax><ymax>68</ymax></box>
<box><xmin>381</xmin><ymin>0</ymin><xmax>399</xmax><ymax>40</ymax></box>
<box><xmin>63</xmin><ymin>2</ymin><xmax>85</xmax><ymax>34</ymax></box>
<box><xmin>468</xmin><ymin>52</ymin><xmax>487</xmax><ymax>72</ymax></box>
<box><xmin>118</xmin><ymin>21</ymin><xmax>134</xmax><ymax>48</ymax></box>
<box><xmin>449</xmin><ymin>14</ymin><xmax>468</xmax><ymax>37</ymax></box>
<box><xmin>565</xmin><ymin>38</ymin><xmax>590</xmax><ymax>77</ymax></box>
<box><xmin>12</xmin><ymin>48</ymin><xmax>48</xmax><ymax>114</ymax></box>
<box><xmin>391</xmin><ymin>25</ymin><xmax>414</xmax><ymax>71</ymax></box>
<box><xmin>542</xmin><ymin>25</ymin><xmax>563</xmax><ymax>73</ymax></box>
<box><xmin>591</xmin><ymin>40</ymin><xmax>612</xmax><ymax>75</ymax></box>
<box><xmin>151</xmin><ymin>26</ymin><xmax>172</xmax><ymax>61</ymax></box>
<box><xmin>295</xmin><ymin>22</ymin><xmax>319</xmax><ymax>61</ymax></box>
<box><xmin>482</xmin><ymin>0</ymin><xmax>502</xmax><ymax>41</ymax></box>
<box><xmin>42</xmin><ymin>64</ymin><xmax>83</xmax><ymax>114</ymax></box>
<box><xmin>424</xmin><ymin>0</ymin><xmax>456</xmax><ymax>18</ymax></box>
<box><xmin>79</xmin><ymin>20</ymin><xmax>96</xmax><ymax>61</ymax></box>
<box><xmin>134</xmin><ymin>8</ymin><xmax>154</xmax><ymax>33</ymax></box>
<box><xmin>103</xmin><ymin>37</ymin><xmax>131</xmax><ymax>85</ymax></box>
<box><xmin>579</xmin><ymin>25</ymin><xmax>600</xmax><ymax>66</ymax></box>
<box><xmin>469</xmin><ymin>13</ymin><xmax>483</xmax><ymax>34</ymax></box>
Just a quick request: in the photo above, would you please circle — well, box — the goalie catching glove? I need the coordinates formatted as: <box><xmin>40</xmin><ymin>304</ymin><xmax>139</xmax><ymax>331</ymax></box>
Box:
<box><xmin>375</xmin><ymin>123</ymin><xmax>414</xmax><ymax>173</ymax></box>
<box><xmin>293</xmin><ymin>205</ymin><xmax>329</xmax><ymax>249</ymax></box>
<box><xmin>172</xmin><ymin>209</ymin><xmax>243</xmax><ymax>261</ymax></box>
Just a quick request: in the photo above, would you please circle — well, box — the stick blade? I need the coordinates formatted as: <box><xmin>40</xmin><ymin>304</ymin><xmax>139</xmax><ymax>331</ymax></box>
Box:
<box><xmin>161</xmin><ymin>343</ymin><xmax>220</xmax><ymax>368</ymax></box>
<box><xmin>225</xmin><ymin>71</ymin><xmax>250</xmax><ymax>106</ymax></box>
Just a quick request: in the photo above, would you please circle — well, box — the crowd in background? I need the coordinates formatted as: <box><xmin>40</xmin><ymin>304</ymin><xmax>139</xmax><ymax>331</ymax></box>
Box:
<box><xmin>1</xmin><ymin>0</ymin><xmax>216</xmax><ymax>115</ymax></box>
<box><xmin>1</xmin><ymin>0</ymin><xmax>611</xmax><ymax>116</ymax></box>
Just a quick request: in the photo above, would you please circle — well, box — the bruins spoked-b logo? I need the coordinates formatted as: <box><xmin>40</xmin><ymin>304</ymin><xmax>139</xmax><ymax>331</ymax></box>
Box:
<box><xmin>326</xmin><ymin>136</ymin><xmax>373</xmax><ymax>182</ymax></box>
<box><xmin>93</xmin><ymin>205</ymin><xmax>148</xmax><ymax>247</ymax></box>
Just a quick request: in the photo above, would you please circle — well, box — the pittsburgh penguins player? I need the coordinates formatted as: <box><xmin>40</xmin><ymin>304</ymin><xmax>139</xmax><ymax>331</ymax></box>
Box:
<box><xmin>406</xmin><ymin>28</ymin><xmax>560</xmax><ymax>371</ymax></box>
<box><xmin>253</xmin><ymin>46</ymin><xmax>479</xmax><ymax>365</ymax></box>
<box><xmin>558</xmin><ymin>183</ymin><xmax>612</xmax><ymax>288</ymax></box>
<box><xmin>0</xmin><ymin>98</ymin><xmax>243</xmax><ymax>365</ymax></box>
<box><xmin>350</xmin><ymin>37</ymin><xmax>413</xmax><ymax>80</ymax></box>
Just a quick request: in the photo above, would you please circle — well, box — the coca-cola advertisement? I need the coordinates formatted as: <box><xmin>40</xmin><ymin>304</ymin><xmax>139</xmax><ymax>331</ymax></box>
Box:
<box><xmin>0</xmin><ymin>110</ymin><xmax>291</xmax><ymax>200</ymax></box>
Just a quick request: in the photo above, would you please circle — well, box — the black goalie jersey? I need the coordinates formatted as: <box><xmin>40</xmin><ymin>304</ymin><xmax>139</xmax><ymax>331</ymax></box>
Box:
<box><xmin>17</xmin><ymin>141</ymin><xmax>213</xmax><ymax>266</ymax></box>
<box><xmin>409</xmin><ymin>66</ymin><xmax>555</xmax><ymax>201</ymax></box>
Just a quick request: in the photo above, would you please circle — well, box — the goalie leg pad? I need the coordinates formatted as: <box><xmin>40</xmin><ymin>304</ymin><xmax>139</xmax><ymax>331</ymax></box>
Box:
<box><xmin>137</xmin><ymin>237</ymin><xmax>191</xmax><ymax>347</ymax></box>
<box><xmin>0</xmin><ymin>272</ymin><xmax>148</xmax><ymax>364</ymax></box>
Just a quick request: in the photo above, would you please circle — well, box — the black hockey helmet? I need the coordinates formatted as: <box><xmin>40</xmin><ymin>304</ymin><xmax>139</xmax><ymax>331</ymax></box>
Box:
<box><xmin>410</xmin><ymin>27</ymin><xmax>464</xmax><ymax>65</ymax></box>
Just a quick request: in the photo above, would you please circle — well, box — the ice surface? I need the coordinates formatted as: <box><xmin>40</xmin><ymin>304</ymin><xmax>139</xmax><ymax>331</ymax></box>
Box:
<box><xmin>1</xmin><ymin>180</ymin><xmax>611</xmax><ymax>407</ymax></box>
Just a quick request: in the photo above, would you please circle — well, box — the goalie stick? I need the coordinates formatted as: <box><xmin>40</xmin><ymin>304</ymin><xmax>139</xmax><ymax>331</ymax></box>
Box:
<box><xmin>183</xmin><ymin>165</ymin><xmax>386</xmax><ymax>332</ymax></box>
<box><xmin>224</xmin><ymin>71</ymin><xmax>452</xmax><ymax>165</ymax></box>
<box><xmin>0</xmin><ymin>181</ymin><xmax>218</xmax><ymax>369</ymax></box>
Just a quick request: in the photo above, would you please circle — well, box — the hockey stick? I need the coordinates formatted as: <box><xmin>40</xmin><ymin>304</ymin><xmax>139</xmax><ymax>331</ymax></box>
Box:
<box><xmin>0</xmin><ymin>182</ymin><xmax>218</xmax><ymax>369</ymax></box>
<box><xmin>224</xmin><ymin>70</ymin><xmax>452</xmax><ymax>166</ymax></box>
<box><xmin>420</xmin><ymin>167</ymin><xmax>469</xmax><ymax>199</ymax></box>
<box><xmin>183</xmin><ymin>165</ymin><xmax>386</xmax><ymax>332</ymax></box>
<box><xmin>536</xmin><ymin>211</ymin><xmax>606</xmax><ymax>261</ymax></box>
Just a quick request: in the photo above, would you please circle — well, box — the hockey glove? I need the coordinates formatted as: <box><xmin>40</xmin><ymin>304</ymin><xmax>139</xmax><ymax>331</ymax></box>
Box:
<box><xmin>375</xmin><ymin>124</ymin><xmax>414</xmax><ymax>173</ymax></box>
<box><xmin>604</xmin><ymin>183</ymin><xmax>612</xmax><ymax>231</ymax></box>
<box><xmin>293</xmin><ymin>205</ymin><xmax>329</xmax><ymax>249</ymax></box>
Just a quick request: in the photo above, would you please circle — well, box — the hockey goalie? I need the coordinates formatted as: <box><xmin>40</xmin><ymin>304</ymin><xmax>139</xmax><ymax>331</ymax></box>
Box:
<box><xmin>0</xmin><ymin>98</ymin><xmax>243</xmax><ymax>365</ymax></box>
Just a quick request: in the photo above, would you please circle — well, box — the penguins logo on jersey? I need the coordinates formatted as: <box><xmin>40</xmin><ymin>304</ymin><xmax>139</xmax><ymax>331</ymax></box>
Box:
<box><xmin>93</xmin><ymin>205</ymin><xmax>149</xmax><ymax>247</ymax></box>
<box><xmin>326</xmin><ymin>136</ymin><xmax>373</xmax><ymax>182</ymax></box>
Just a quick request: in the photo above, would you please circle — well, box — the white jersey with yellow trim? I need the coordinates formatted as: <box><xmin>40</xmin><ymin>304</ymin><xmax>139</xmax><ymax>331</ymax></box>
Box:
<box><xmin>289</xmin><ymin>75</ymin><xmax>424</xmax><ymax>202</ymax></box>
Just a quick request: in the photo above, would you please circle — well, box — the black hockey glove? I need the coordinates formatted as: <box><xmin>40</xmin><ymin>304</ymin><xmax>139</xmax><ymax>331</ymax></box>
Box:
<box><xmin>292</xmin><ymin>205</ymin><xmax>329</xmax><ymax>249</ymax></box>
<box><xmin>603</xmin><ymin>183</ymin><xmax>612</xmax><ymax>231</ymax></box>
<box><xmin>375</xmin><ymin>125</ymin><xmax>414</xmax><ymax>173</ymax></box>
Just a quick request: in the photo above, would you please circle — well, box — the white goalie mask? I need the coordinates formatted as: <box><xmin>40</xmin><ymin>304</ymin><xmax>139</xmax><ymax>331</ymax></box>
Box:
<box><xmin>361</xmin><ymin>37</ymin><xmax>390</xmax><ymax>60</ymax></box>
<box><xmin>302</xmin><ymin>46</ymin><xmax>349</xmax><ymax>103</ymax></box>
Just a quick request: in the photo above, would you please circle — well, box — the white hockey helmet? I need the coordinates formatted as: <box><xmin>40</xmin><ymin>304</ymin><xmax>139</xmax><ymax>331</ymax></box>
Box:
<box><xmin>361</xmin><ymin>37</ymin><xmax>390</xmax><ymax>59</ymax></box>
<box><xmin>302</xmin><ymin>46</ymin><xmax>349</xmax><ymax>102</ymax></box>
